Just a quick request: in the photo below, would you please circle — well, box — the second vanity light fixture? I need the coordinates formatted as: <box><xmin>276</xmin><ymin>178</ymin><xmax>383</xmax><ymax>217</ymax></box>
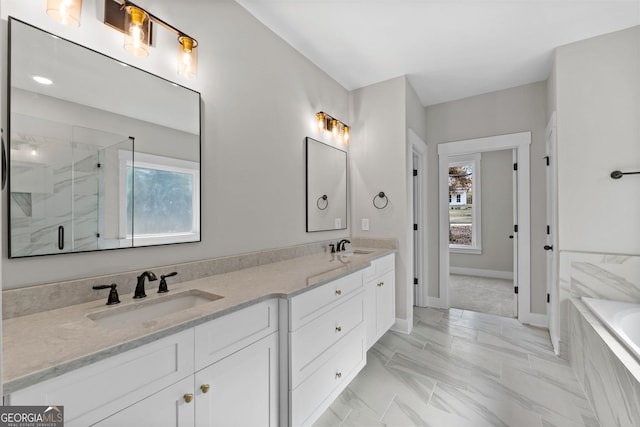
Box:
<box><xmin>316</xmin><ymin>112</ymin><xmax>350</xmax><ymax>145</ymax></box>
<box><xmin>46</xmin><ymin>0</ymin><xmax>83</xmax><ymax>27</ymax></box>
<box><xmin>103</xmin><ymin>0</ymin><xmax>198</xmax><ymax>77</ymax></box>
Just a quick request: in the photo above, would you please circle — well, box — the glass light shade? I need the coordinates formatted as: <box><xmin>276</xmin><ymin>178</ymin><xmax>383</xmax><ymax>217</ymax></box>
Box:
<box><xmin>124</xmin><ymin>6</ymin><xmax>150</xmax><ymax>57</ymax></box>
<box><xmin>46</xmin><ymin>0</ymin><xmax>82</xmax><ymax>27</ymax></box>
<box><xmin>178</xmin><ymin>36</ymin><xmax>198</xmax><ymax>78</ymax></box>
<box><xmin>331</xmin><ymin>119</ymin><xmax>338</xmax><ymax>138</ymax></box>
<box><xmin>316</xmin><ymin>112</ymin><xmax>325</xmax><ymax>130</ymax></box>
<box><xmin>343</xmin><ymin>125</ymin><xmax>350</xmax><ymax>144</ymax></box>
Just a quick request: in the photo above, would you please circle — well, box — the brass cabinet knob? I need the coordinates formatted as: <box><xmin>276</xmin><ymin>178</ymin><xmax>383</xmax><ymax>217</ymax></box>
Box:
<box><xmin>377</xmin><ymin>281</ymin><xmax>384</xmax><ymax>287</ymax></box>
<box><xmin>335</xmin><ymin>326</ymin><xmax>342</xmax><ymax>332</ymax></box>
<box><xmin>335</xmin><ymin>372</ymin><xmax>342</xmax><ymax>379</ymax></box>
<box><xmin>184</xmin><ymin>393</ymin><xmax>193</xmax><ymax>403</ymax></box>
<box><xmin>335</xmin><ymin>289</ymin><xmax>342</xmax><ymax>296</ymax></box>
<box><xmin>200</xmin><ymin>384</ymin><xmax>210</xmax><ymax>394</ymax></box>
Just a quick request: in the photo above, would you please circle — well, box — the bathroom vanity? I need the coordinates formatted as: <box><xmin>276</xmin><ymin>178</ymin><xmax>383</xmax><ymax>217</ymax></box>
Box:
<box><xmin>3</xmin><ymin>249</ymin><xmax>395</xmax><ymax>427</ymax></box>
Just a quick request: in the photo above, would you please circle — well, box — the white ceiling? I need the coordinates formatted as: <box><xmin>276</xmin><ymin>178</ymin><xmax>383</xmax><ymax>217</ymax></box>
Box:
<box><xmin>234</xmin><ymin>0</ymin><xmax>640</xmax><ymax>106</ymax></box>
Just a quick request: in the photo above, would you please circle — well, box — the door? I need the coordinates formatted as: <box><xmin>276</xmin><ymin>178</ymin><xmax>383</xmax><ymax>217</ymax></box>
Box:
<box><xmin>413</xmin><ymin>153</ymin><xmax>419</xmax><ymax>305</ymax></box>
<box><xmin>93</xmin><ymin>376</ymin><xmax>195</xmax><ymax>427</ymax></box>
<box><xmin>545</xmin><ymin>113</ymin><xmax>559</xmax><ymax>352</ymax></box>
<box><xmin>195</xmin><ymin>333</ymin><xmax>278</xmax><ymax>427</ymax></box>
<box><xmin>512</xmin><ymin>149</ymin><xmax>519</xmax><ymax>317</ymax></box>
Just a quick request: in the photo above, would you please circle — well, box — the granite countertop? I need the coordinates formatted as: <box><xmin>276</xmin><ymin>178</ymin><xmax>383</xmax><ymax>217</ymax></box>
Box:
<box><xmin>3</xmin><ymin>247</ymin><xmax>394</xmax><ymax>394</ymax></box>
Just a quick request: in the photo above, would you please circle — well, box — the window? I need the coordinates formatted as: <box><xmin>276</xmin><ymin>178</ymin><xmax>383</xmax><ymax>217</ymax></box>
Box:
<box><xmin>448</xmin><ymin>153</ymin><xmax>481</xmax><ymax>253</ymax></box>
<box><xmin>119</xmin><ymin>151</ymin><xmax>200</xmax><ymax>246</ymax></box>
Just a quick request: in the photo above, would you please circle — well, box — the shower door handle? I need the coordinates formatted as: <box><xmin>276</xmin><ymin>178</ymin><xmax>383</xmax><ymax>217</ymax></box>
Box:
<box><xmin>58</xmin><ymin>226</ymin><xmax>64</xmax><ymax>250</ymax></box>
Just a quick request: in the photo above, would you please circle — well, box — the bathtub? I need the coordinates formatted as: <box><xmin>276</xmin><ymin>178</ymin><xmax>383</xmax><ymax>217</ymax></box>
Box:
<box><xmin>582</xmin><ymin>297</ymin><xmax>640</xmax><ymax>361</ymax></box>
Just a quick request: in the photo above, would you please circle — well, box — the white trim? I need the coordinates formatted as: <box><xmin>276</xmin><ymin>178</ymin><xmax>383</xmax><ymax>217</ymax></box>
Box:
<box><xmin>438</xmin><ymin>132</ymin><xmax>532</xmax><ymax>324</ymax></box>
<box><xmin>520</xmin><ymin>312</ymin><xmax>549</xmax><ymax>328</ymax></box>
<box><xmin>449</xmin><ymin>267</ymin><xmax>513</xmax><ymax>280</ymax></box>
<box><xmin>546</xmin><ymin>111</ymin><xmax>560</xmax><ymax>353</ymax></box>
<box><xmin>410</xmin><ymin>129</ymin><xmax>428</xmax><ymax>308</ymax></box>
<box><xmin>449</xmin><ymin>247</ymin><xmax>482</xmax><ymax>255</ymax></box>
<box><xmin>391</xmin><ymin>317</ymin><xmax>413</xmax><ymax>335</ymax></box>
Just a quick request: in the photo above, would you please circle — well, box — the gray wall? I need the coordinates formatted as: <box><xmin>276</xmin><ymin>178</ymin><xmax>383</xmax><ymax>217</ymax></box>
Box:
<box><xmin>556</xmin><ymin>25</ymin><xmax>640</xmax><ymax>255</ymax></box>
<box><xmin>425</xmin><ymin>81</ymin><xmax>548</xmax><ymax>314</ymax></box>
<box><xmin>1</xmin><ymin>0</ymin><xmax>351</xmax><ymax>288</ymax></box>
<box><xmin>450</xmin><ymin>149</ymin><xmax>514</xmax><ymax>274</ymax></box>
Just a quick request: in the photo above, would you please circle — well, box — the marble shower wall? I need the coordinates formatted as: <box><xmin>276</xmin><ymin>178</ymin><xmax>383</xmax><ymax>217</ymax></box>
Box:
<box><xmin>568</xmin><ymin>299</ymin><xmax>640</xmax><ymax>426</ymax></box>
<box><xmin>558</xmin><ymin>251</ymin><xmax>640</xmax><ymax>357</ymax></box>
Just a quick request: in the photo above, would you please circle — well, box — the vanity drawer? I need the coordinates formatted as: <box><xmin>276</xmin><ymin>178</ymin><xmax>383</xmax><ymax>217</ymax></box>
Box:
<box><xmin>290</xmin><ymin>271</ymin><xmax>363</xmax><ymax>331</ymax></box>
<box><xmin>290</xmin><ymin>325</ymin><xmax>366</xmax><ymax>427</ymax></box>
<box><xmin>195</xmin><ymin>299</ymin><xmax>278</xmax><ymax>370</ymax></box>
<box><xmin>363</xmin><ymin>253</ymin><xmax>395</xmax><ymax>281</ymax></box>
<box><xmin>290</xmin><ymin>292</ymin><xmax>364</xmax><ymax>388</ymax></box>
<box><xmin>7</xmin><ymin>330</ymin><xmax>194</xmax><ymax>427</ymax></box>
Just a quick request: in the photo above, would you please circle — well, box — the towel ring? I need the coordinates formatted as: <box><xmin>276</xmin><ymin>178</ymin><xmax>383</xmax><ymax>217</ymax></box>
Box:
<box><xmin>316</xmin><ymin>194</ymin><xmax>328</xmax><ymax>210</ymax></box>
<box><xmin>373</xmin><ymin>191</ymin><xmax>389</xmax><ymax>209</ymax></box>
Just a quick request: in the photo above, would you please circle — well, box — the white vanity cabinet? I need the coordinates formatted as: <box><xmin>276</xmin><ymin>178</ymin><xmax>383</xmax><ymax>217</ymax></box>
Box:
<box><xmin>287</xmin><ymin>271</ymin><xmax>366</xmax><ymax>427</ymax></box>
<box><xmin>6</xmin><ymin>299</ymin><xmax>279</xmax><ymax>427</ymax></box>
<box><xmin>363</xmin><ymin>253</ymin><xmax>396</xmax><ymax>349</ymax></box>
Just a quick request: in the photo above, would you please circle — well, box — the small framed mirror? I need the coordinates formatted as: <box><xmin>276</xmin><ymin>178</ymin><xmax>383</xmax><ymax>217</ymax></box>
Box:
<box><xmin>305</xmin><ymin>137</ymin><xmax>347</xmax><ymax>232</ymax></box>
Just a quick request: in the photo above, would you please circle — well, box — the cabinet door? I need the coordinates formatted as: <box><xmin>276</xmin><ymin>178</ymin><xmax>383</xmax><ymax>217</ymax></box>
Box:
<box><xmin>195</xmin><ymin>332</ymin><xmax>278</xmax><ymax>427</ymax></box>
<box><xmin>93</xmin><ymin>376</ymin><xmax>195</xmax><ymax>427</ymax></box>
<box><xmin>364</xmin><ymin>279</ymin><xmax>377</xmax><ymax>349</ymax></box>
<box><xmin>376</xmin><ymin>270</ymin><xmax>395</xmax><ymax>337</ymax></box>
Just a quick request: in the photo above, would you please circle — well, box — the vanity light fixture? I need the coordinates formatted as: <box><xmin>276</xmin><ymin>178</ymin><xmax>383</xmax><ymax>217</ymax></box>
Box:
<box><xmin>46</xmin><ymin>0</ymin><xmax>83</xmax><ymax>27</ymax></box>
<box><xmin>315</xmin><ymin>111</ymin><xmax>350</xmax><ymax>145</ymax></box>
<box><xmin>104</xmin><ymin>0</ymin><xmax>199</xmax><ymax>77</ymax></box>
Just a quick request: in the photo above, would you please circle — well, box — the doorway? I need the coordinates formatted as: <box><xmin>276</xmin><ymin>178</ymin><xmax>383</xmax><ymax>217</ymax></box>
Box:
<box><xmin>447</xmin><ymin>149</ymin><xmax>517</xmax><ymax>318</ymax></box>
<box><xmin>437</xmin><ymin>132</ymin><xmax>533</xmax><ymax>323</ymax></box>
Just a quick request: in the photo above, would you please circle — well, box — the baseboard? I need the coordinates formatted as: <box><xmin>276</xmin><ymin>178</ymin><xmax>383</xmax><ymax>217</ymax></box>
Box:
<box><xmin>391</xmin><ymin>317</ymin><xmax>412</xmax><ymax>335</ymax></box>
<box><xmin>520</xmin><ymin>312</ymin><xmax>548</xmax><ymax>328</ymax></box>
<box><xmin>450</xmin><ymin>267</ymin><xmax>514</xmax><ymax>280</ymax></box>
<box><xmin>424</xmin><ymin>296</ymin><xmax>447</xmax><ymax>309</ymax></box>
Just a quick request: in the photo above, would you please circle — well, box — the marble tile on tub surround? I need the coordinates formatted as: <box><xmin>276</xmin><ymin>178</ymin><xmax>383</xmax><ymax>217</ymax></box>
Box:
<box><xmin>558</xmin><ymin>252</ymin><xmax>640</xmax><ymax>359</ymax></box>
<box><xmin>2</xmin><ymin>240</ymin><xmax>344</xmax><ymax>319</ymax></box>
<box><xmin>569</xmin><ymin>299</ymin><xmax>640</xmax><ymax>427</ymax></box>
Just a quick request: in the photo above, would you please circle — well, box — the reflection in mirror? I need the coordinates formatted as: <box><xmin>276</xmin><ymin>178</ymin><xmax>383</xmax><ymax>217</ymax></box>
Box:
<box><xmin>306</xmin><ymin>137</ymin><xmax>347</xmax><ymax>232</ymax></box>
<box><xmin>8</xmin><ymin>18</ymin><xmax>201</xmax><ymax>257</ymax></box>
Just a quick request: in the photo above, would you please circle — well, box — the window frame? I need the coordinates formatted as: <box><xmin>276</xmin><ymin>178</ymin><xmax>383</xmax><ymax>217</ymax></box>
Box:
<box><xmin>448</xmin><ymin>153</ymin><xmax>482</xmax><ymax>254</ymax></box>
<box><xmin>118</xmin><ymin>150</ymin><xmax>200</xmax><ymax>247</ymax></box>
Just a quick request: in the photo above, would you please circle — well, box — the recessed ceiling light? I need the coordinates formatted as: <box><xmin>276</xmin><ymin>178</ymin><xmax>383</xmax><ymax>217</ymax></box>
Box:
<box><xmin>32</xmin><ymin>76</ymin><xmax>53</xmax><ymax>85</ymax></box>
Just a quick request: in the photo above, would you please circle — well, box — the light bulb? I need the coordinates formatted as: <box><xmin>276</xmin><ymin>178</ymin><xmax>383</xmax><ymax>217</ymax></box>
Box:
<box><xmin>46</xmin><ymin>0</ymin><xmax>82</xmax><ymax>27</ymax></box>
<box><xmin>331</xmin><ymin>120</ymin><xmax>338</xmax><ymax>138</ymax></box>
<box><xmin>316</xmin><ymin>112</ymin><xmax>325</xmax><ymax>130</ymax></box>
<box><xmin>178</xmin><ymin>36</ymin><xmax>198</xmax><ymax>78</ymax></box>
<box><xmin>343</xmin><ymin>126</ymin><xmax>350</xmax><ymax>144</ymax></box>
<box><xmin>124</xmin><ymin>6</ymin><xmax>150</xmax><ymax>57</ymax></box>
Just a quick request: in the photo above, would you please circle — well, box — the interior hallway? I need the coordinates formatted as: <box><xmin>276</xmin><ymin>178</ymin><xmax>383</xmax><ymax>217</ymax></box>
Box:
<box><xmin>450</xmin><ymin>274</ymin><xmax>515</xmax><ymax>318</ymax></box>
<box><xmin>314</xmin><ymin>307</ymin><xmax>598</xmax><ymax>426</ymax></box>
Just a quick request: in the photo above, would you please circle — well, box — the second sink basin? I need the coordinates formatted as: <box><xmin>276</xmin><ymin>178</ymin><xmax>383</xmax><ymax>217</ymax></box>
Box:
<box><xmin>88</xmin><ymin>289</ymin><xmax>223</xmax><ymax>328</ymax></box>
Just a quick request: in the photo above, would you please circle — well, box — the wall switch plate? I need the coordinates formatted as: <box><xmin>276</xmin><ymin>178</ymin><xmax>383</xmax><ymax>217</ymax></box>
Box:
<box><xmin>361</xmin><ymin>218</ymin><xmax>369</xmax><ymax>231</ymax></box>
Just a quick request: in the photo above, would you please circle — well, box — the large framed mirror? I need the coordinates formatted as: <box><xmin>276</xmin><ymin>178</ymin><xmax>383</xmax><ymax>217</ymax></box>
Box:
<box><xmin>305</xmin><ymin>137</ymin><xmax>347</xmax><ymax>232</ymax></box>
<box><xmin>7</xmin><ymin>18</ymin><xmax>201</xmax><ymax>258</ymax></box>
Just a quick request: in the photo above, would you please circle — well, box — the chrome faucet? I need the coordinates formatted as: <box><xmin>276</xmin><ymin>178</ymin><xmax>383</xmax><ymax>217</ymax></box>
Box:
<box><xmin>336</xmin><ymin>239</ymin><xmax>351</xmax><ymax>252</ymax></box>
<box><xmin>134</xmin><ymin>271</ymin><xmax>157</xmax><ymax>299</ymax></box>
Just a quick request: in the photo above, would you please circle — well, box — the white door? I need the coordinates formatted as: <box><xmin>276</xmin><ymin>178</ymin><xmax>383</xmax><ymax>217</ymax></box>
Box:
<box><xmin>93</xmin><ymin>376</ymin><xmax>195</xmax><ymax>427</ymax></box>
<box><xmin>546</xmin><ymin>113</ymin><xmax>560</xmax><ymax>353</ymax></box>
<box><xmin>512</xmin><ymin>149</ymin><xmax>519</xmax><ymax>318</ymax></box>
<box><xmin>195</xmin><ymin>333</ymin><xmax>278</xmax><ymax>427</ymax></box>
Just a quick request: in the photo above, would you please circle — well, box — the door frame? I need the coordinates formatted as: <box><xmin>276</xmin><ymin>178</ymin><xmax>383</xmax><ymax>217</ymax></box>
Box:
<box><xmin>546</xmin><ymin>112</ymin><xmax>560</xmax><ymax>353</ymax></box>
<box><xmin>410</xmin><ymin>129</ymin><xmax>428</xmax><ymax>308</ymax></box>
<box><xmin>437</xmin><ymin>132</ymin><xmax>535</xmax><ymax>324</ymax></box>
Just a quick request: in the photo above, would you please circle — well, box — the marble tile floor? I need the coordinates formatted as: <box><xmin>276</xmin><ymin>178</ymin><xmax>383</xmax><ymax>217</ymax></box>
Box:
<box><xmin>314</xmin><ymin>307</ymin><xmax>599</xmax><ymax>427</ymax></box>
<box><xmin>450</xmin><ymin>274</ymin><xmax>515</xmax><ymax>318</ymax></box>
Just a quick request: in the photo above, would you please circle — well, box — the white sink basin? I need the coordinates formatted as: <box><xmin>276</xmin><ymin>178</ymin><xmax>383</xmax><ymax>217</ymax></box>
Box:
<box><xmin>88</xmin><ymin>289</ymin><xmax>223</xmax><ymax>328</ymax></box>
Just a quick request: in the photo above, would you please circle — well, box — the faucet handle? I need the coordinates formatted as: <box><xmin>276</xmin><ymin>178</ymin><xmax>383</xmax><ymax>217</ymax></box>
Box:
<box><xmin>158</xmin><ymin>272</ymin><xmax>178</xmax><ymax>293</ymax></box>
<box><xmin>92</xmin><ymin>283</ymin><xmax>120</xmax><ymax>305</ymax></box>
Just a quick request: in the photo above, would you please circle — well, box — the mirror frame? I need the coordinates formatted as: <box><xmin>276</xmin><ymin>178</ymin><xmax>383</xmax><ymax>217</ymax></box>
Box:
<box><xmin>6</xmin><ymin>18</ymin><xmax>202</xmax><ymax>258</ymax></box>
<box><xmin>305</xmin><ymin>137</ymin><xmax>348</xmax><ymax>232</ymax></box>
